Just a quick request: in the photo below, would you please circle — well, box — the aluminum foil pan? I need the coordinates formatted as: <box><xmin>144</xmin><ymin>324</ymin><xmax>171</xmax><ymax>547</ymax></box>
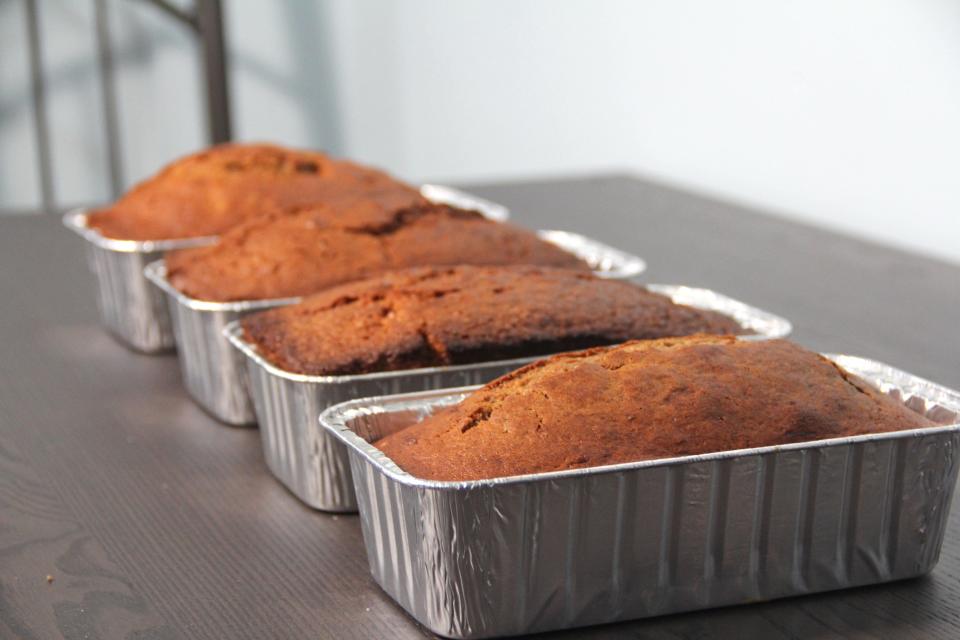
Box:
<box><xmin>420</xmin><ymin>184</ymin><xmax>509</xmax><ymax>222</ymax></box>
<box><xmin>62</xmin><ymin>186</ymin><xmax>510</xmax><ymax>354</ymax></box>
<box><xmin>62</xmin><ymin>209</ymin><xmax>215</xmax><ymax>353</ymax></box>
<box><xmin>144</xmin><ymin>261</ymin><xmax>295</xmax><ymax>425</ymax></box>
<box><xmin>537</xmin><ymin>229</ymin><xmax>645</xmax><ymax>278</ymax></box>
<box><xmin>149</xmin><ymin>230</ymin><xmax>647</xmax><ymax>426</ymax></box>
<box><xmin>226</xmin><ymin>286</ymin><xmax>789</xmax><ymax>510</ymax></box>
<box><xmin>321</xmin><ymin>356</ymin><xmax>960</xmax><ymax>639</ymax></box>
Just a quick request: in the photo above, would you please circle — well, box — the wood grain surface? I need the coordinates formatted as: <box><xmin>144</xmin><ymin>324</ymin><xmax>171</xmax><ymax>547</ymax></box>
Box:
<box><xmin>1</xmin><ymin>175</ymin><xmax>958</xmax><ymax>639</ymax></box>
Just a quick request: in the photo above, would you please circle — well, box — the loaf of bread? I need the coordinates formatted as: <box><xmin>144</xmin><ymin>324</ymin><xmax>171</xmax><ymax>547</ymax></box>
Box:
<box><xmin>375</xmin><ymin>336</ymin><xmax>937</xmax><ymax>481</ymax></box>
<box><xmin>167</xmin><ymin>203</ymin><xmax>588</xmax><ymax>301</ymax></box>
<box><xmin>87</xmin><ymin>143</ymin><xmax>420</xmax><ymax>240</ymax></box>
<box><xmin>240</xmin><ymin>265</ymin><xmax>745</xmax><ymax>375</ymax></box>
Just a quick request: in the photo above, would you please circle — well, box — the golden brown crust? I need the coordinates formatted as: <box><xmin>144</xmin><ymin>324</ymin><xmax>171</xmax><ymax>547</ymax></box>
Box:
<box><xmin>86</xmin><ymin>143</ymin><xmax>419</xmax><ymax>240</ymax></box>
<box><xmin>166</xmin><ymin>203</ymin><xmax>588</xmax><ymax>301</ymax></box>
<box><xmin>375</xmin><ymin>337</ymin><xmax>938</xmax><ymax>481</ymax></box>
<box><xmin>240</xmin><ymin>265</ymin><xmax>745</xmax><ymax>375</ymax></box>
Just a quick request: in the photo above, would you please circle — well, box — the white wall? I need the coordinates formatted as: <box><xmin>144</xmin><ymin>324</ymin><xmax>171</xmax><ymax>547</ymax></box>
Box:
<box><xmin>3</xmin><ymin>0</ymin><xmax>959</xmax><ymax>263</ymax></box>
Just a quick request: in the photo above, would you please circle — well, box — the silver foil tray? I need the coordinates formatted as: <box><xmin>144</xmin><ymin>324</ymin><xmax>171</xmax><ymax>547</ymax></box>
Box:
<box><xmin>537</xmin><ymin>229</ymin><xmax>644</xmax><ymax>279</ymax></box>
<box><xmin>419</xmin><ymin>184</ymin><xmax>509</xmax><ymax>221</ymax></box>
<box><xmin>62</xmin><ymin>185</ymin><xmax>510</xmax><ymax>354</ymax></box>
<box><xmin>321</xmin><ymin>356</ymin><xmax>960</xmax><ymax>639</ymax></box>
<box><xmin>226</xmin><ymin>286</ymin><xmax>790</xmax><ymax>511</ymax></box>
<box><xmin>62</xmin><ymin>209</ymin><xmax>215</xmax><ymax>353</ymax></box>
<box><xmin>149</xmin><ymin>229</ymin><xmax>648</xmax><ymax>426</ymax></box>
<box><xmin>145</xmin><ymin>261</ymin><xmax>296</xmax><ymax>425</ymax></box>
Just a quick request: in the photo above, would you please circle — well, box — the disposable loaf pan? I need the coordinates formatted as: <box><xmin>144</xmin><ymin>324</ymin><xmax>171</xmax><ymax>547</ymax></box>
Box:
<box><xmin>320</xmin><ymin>356</ymin><xmax>960</xmax><ymax>639</ymax></box>
<box><xmin>62</xmin><ymin>209</ymin><xmax>214</xmax><ymax>353</ymax></box>
<box><xmin>62</xmin><ymin>185</ymin><xmax>510</xmax><ymax>353</ymax></box>
<box><xmin>147</xmin><ymin>231</ymin><xmax>648</xmax><ymax>427</ymax></box>
<box><xmin>225</xmin><ymin>285</ymin><xmax>791</xmax><ymax>511</ymax></box>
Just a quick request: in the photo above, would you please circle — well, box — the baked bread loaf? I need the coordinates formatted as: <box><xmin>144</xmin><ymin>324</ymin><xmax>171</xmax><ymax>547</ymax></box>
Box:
<box><xmin>375</xmin><ymin>336</ymin><xmax>937</xmax><ymax>481</ymax></box>
<box><xmin>166</xmin><ymin>204</ymin><xmax>588</xmax><ymax>301</ymax></box>
<box><xmin>240</xmin><ymin>265</ymin><xmax>745</xmax><ymax>375</ymax></box>
<box><xmin>87</xmin><ymin>143</ymin><xmax>420</xmax><ymax>240</ymax></box>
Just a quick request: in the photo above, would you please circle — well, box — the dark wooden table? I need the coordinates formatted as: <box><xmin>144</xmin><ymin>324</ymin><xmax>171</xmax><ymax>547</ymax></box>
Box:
<box><xmin>2</xmin><ymin>175</ymin><xmax>959</xmax><ymax>639</ymax></box>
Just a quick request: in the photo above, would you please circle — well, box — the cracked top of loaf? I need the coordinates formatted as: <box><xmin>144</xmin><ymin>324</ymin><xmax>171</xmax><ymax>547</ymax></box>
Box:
<box><xmin>166</xmin><ymin>202</ymin><xmax>588</xmax><ymax>301</ymax></box>
<box><xmin>240</xmin><ymin>265</ymin><xmax>746</xmax><ymax>376</ymax></box>
<box><xmin>86</xmin><ymin>143</ymin><xmax>420</xmax><ymax>240</ymax></box>
<box><xmin>374</xmin><ymin>336</ymin><xmax>937</xmax><ymax>481</ymax></box>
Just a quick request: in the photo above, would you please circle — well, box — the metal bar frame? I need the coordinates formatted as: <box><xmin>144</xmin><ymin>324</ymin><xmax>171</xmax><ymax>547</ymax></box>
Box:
<box><xmin>24</xmin><ymin>0</ymin><xmax>55</xmax><ymax>213</ymax></box>
<box><xmin>143</xmin><ymin>0</ymin><xmax>196</xmax><ymax>28</ymax></box>
<box><xmin>146</xmin><ymin>0</ymin><xmax>232</xmax><ymax>144</ymax></box>
<box><xmin>94</xmin><ymin>0</ymin><xmax>124</xmax><ymax>198</ymax></box>
<box><xmin>195</xmin><ymin>0</ymin><xmax>232</xmax><ymax>143</ymax></box>
<box><xmin>5</xmin><ymin>0</ymin><xmax>232</xmax><ymax>217</ymax></box>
